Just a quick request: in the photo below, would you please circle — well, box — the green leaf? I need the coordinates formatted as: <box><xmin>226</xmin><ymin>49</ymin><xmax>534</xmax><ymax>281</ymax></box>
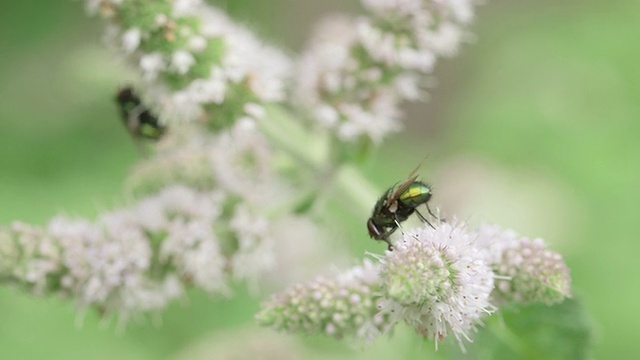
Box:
<box><xmin>467</xmin><ymin>299</ymin><xmax>595</xmax><ymax>360</ymax></box>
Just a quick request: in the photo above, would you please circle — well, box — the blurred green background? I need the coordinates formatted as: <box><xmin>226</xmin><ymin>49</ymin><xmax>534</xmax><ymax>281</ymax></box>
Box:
<box><xmin>1</xmin><ymin>0</ymin><xmax>638</xmax><ymax>358</ymax></box>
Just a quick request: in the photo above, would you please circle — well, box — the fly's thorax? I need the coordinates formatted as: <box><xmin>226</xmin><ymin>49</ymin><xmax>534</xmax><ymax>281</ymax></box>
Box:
<box><xmin>371</xmin><ymin>212</ymin><xmax>398</xmax><ymax>228</ymax></box>
<box><xmin>372</xmin><ymin>188</ymin><xmax>393</xmax><ymax>213</ymax></box>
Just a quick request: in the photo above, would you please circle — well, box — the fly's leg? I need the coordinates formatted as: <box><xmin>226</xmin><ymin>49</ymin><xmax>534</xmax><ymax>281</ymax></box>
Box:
<box><xmin>415</xmin><ymin>209</ymin><xmax>436</xmax><ymax>229</ymax></box>
<box><xmin>426</xmin><ymin>204</ymin><xmax>441</xmax><ymax>222</ymax></box>
<box><xmin>394</xmin><ymin>218</ymin><xmax>406</xmax><ymax>235</ymax></box>
<box><xmin>383</xmin><ymin>218</ymin><xmax>408</xmax><ymax>251</ymax></box>
<box><xmin>380</xmin><ymin>226</ymin><xmax>398</xmax><ymax>251</ymax></box>
<box><xmin>379</xmin><ymin>217</ymin><xmax>409</xmax><ymax>251</ymax></box>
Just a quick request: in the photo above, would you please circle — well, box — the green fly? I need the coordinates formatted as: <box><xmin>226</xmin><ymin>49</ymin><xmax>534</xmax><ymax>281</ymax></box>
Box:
<box><xmin>367</xmin><ymin>172</ymin><xmax>436</xmax><ymax>250</ymax></box>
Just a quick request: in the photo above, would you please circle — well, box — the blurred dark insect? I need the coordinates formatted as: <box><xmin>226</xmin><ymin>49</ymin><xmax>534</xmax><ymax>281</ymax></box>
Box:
<box><xmin>115</xmin><ymin>86</ymin><xmax>166</xmax><ymax>141</ymax></box>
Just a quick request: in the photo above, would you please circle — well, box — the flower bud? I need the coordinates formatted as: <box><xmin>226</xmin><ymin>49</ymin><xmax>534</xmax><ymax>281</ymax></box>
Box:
<box><xmin>475</xmin><ymin>224</ymin><xmax>572</xmax><ymax>306</ymax></box>
<box><xmin>257</xmin><ymin>260</ymin><xmax>387</xmax><ymax>343</ymax></box>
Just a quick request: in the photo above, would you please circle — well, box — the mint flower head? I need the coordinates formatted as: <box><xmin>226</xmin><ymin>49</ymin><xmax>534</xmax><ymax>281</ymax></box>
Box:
<box><xmin>475</xmin><ymin>224</ymin><xmax>572</xmax><ymax>306</ymax></box>
<box><xmin>0</xmin><ymin>179</ymin><xmax>294</xmax><ymax>322</ymax></box>
<box><xmin>377</xmin><ymin>221</ymin><xmax>495</xmax><ymax>349</ymax></box>
<box><xmin>295</xmin><ymin>0</ymin><xmax>478</xmax><ymax>144</ymax></box>
<box><xmin>0</xmin><ymin>185</ymin><xmax>233</xmax><ymax>322</ymax></box>
<box><xmin>256</xmin><ymin>260</ymin><xmax>388</xmax><ymax>344</ymax></box>
<box><xmin>124</xmin><ymin>120</ymin><xmax>298</xmax><ymax>289</ymax></box>
<box><xmin>87</xmin><ymin>0</ymin><xmax>291</xmax><ymax>128</ymax></box>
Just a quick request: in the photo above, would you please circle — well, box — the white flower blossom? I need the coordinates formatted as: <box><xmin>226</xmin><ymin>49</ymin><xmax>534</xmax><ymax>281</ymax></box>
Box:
<box><xmin>155</xmin><ymin>13</ymin><xmax>169</xmax><ymax>26</ymax></box>
<box><xmin>188</xmin><ymin>35</ymin><xmax>208</xmax><ymax>53</ymax></box>
<box><xmin>170</xmin><ymin>50</ymin><xmax>196</xmax><ymax>75</ymax></box>
<box><xmin>209</xmin><ymin>121</ymin><xmax>285</xmax><ymax>207</ymax></box>
<box><xmin>378</xmin><ymin>221</ymin><xmax>495</xmax><ymax>349</ymax></box>
<box><xmin>162</xmin><ymin>218</ymin><xmax>228</xmax><ymax>294</ymax></box>
<box><xmin>244</xmin><ymin>103</ymin><xmax>266</xmax><ymax>120</ymax></box>
<box><xmin>337</xmin><ymin>100</ymin><xmax>402</xmax><ymax>143</ymax></box>
<box><xmin>48</xmin><ymin>214</ymin><xmax>157</xmax><ymax>312</ymax></box>
<box><xmin>229</xmin><ymin>205</ymin><xmax>274</xmax><ymax>287</ymax></box>
<box><xmin>173</xmin><ymin>0</ymin><xmax>203</xmax><ymax>18</ymax></box>
<box><xmin>139</xmin><ymin>53</ymin><xmax>166</xmax><ymax>81</ymax></box>
<box><xmin>174</xmin><ymin>6</ymin><xmax>290</xmax><ymax>123</ymax></box>
<box><xmin>121</xmin><ymin>28</ymin><xmax>141</xmax><ymax>54</ymax></box>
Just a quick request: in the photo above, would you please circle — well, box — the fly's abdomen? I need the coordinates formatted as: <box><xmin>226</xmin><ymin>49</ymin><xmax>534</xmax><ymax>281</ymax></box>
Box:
<box><xmin>399</xmin><ymin>181</ymin><xmax>432</xmax><ymax>207</ymax></box>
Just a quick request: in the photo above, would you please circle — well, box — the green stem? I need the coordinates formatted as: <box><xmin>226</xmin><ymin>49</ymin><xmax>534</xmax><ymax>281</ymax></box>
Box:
<box><xmin>261</xmin><ymin>105</ymin><xmax>382</xmax><ymax>218</ymax></box>
<box><xmin>261</xmin><ymin>105</ymin><xmax>329</xmax><ymax>171</ymax></box>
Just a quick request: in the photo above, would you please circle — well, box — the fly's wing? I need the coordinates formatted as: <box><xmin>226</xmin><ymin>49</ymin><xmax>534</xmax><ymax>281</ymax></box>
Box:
<box><xmin>408</xmin><ymin>157</ymin><xmax>426</xmax><ymax>178</ymax></box>
<box><xmin>387</xmin><ymin>156</ymin><xmax>428</xmax><ymax>202</ymax></box>
<box><xmin>387</xmin><ymin>174</ymin><xmax>419</xmax><ymax>204</ymax></box>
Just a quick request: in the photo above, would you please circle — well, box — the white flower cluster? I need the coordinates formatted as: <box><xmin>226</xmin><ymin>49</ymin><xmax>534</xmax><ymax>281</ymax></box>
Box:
<box><xmin>90</xmin><ymin>0</ymin><xmax>291</xmax><ymax>126</ymax></box>
<box><xmin>0</xmin><ymin>115</ymin><xmax>350</xmax><ymax>321</ymax></box>
<box><xmin>127</xmin><ymin>120</ymin><xmax>292</xmax><ymax>209</ymax></box>
<box><xmin>126</xmin><ymin>122</ymin><xmax>299</xmax><ymax>284</ymax></box>
<box><xmin>0</xmin><ymin>182</ymin><xmax>283</xmax><ymax>321</ymax></box>
<box><xmin>126</xmin><ymin>121</ymin><xmax>341</xmax><ymax>290</ymax></box>
<box><xmin>0</xmin><ymin>185</ymin><xmax>224</xmax><ymax>322</ymax></box>
<box><xmin>295</xmin><ymin>0</ymin><xmax>476</xmax><ymax>143</ymax></box>
<box><xmin>259</xmin><ymin>220</ymin><xmax>571</xmax><ymax>350</ymax></box>
<box><xmin>377</xmin><ymin>222</ymin><xmax>494</xmax><ymax>350</ymax></box>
